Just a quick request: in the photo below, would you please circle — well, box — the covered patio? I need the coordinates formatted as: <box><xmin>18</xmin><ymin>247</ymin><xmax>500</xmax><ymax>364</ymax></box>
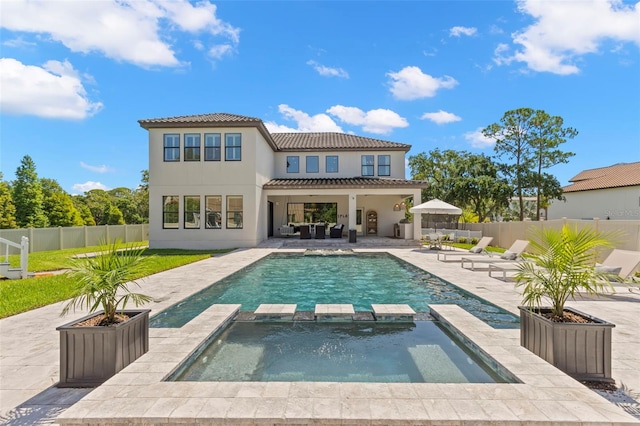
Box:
<box><xmin>264</xmin><ymin>178</ymin><xmax>428</xmax><ymax>241</ymax></box>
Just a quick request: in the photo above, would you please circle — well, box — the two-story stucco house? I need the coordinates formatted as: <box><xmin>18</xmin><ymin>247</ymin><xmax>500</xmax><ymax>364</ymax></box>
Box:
<box><xmin>548</xmin><ymin>162</ymin><xmax>640</xmax><ymax>220</ymax></box>
<box><xmin>138</xmin><ymin>113</ymin><xmax>428</xmax><ymax>249</ymax></box>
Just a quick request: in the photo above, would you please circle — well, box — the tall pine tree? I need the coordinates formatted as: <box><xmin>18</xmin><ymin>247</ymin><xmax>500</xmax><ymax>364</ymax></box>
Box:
<box><xmin>12</xmin><ymin>155</ymin><xmax>49</xmax><ymax>228</ymax></box>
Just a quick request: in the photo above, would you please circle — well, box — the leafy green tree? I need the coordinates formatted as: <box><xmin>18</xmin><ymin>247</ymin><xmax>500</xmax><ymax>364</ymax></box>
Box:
<box><xmin>41</xmin><ymin>178</ymin><xmax>84</xmax><ymax>227</ymax></box>
<box><xmin>72</xmin><ymin>197</ymin><xmax>97</xmax><ymax>226</ymax></box>
<box><xmin>135</xmin><ymin>170</ymin><xmax>149</xmax><ymax>223</ymax></box>
<box><xmin>408</xmin><ymin>149</ymin><xmax>511</xmax><ymax>222</ymax></box>
<box><xmin>109</xmin><ymin>187</ymin><xmax>144</xmax><ymax>224</ymax></box>
<box><xmin>529</xmin><ymin>111</ymin><xmax>577</xmax><ymax>220</ymax></box>
<box><xmin>455</xmin><ymin>153</ymin><xmax>512</xmax><ymax>222</ymax></box>
<box><xmin>0</xmin><ymin>173</ymin><xmax>17</xmax><ymax>229</ymax></box>
<box><xmin>12</xmin><ymin>155</ymin><xmax>49</xmax><ymax>228</ymax></box>
<box><xmin>81</xmin><ymin>189</ymin><xmax>117</xmax><ymax>225</ymax></box>
<box><xmin>483</xmin><ymin>108</ymin><xmax>536</xmax><ymax>221</ymax></box>
<box><xmin>104</xmin><ymin>204</ymin><xmax>125</xmax><ymax>225</ymax></box>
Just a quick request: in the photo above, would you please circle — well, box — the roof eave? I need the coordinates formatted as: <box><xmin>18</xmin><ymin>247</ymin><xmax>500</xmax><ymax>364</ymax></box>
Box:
<box><xmin>138</xmin><ymin>120</ymin><xmax>278</xmax><ymax>151</ymax></box>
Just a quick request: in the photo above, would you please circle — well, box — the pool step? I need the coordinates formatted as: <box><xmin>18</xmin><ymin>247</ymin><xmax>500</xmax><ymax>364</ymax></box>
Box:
<box><xmin>315</xmin><ymin>304</ymin><xmax>355</xmax><ymax>321</ymax></box>
<box><xmin>254</xmin><ymin>304</ymin><xmax>297</xmax><ymax>321</ymax></box>
<box><xmin>372</xmin><ymin>304</ymin><xmax>416</xmax><ymax>322</ymax></box>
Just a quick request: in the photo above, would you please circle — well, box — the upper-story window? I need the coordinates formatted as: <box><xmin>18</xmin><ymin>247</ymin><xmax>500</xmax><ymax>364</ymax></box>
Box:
<box><xmin>326</xmin><ymin>156</ymin><xmax>339</xmax><ymax>173</ymax></box>
<box><xmin>204</xmin><ymin>133</ymin><xmax>221</xmax><ymax>161</ymax></box>
<box><xmin>361</xmin><ymin>155</ymin><xmax>374</xmax><ymax>176</ymax></box>
<box><xmin>286</xmin><ymin>156</ymin><xmax>299</xmax><ymax>173</ymax></box>
<box><xmin>225</xmin><ymin>133</ymin><xmax>241</xmax><ymax>161</ymax></box>
<box><xmin>184</xmin><ymin>134</ymin><xmax>201</xmax><ymax>161</ymax></box>
<box><xmin>378</xmin><ymin>155</ymin><xmax>391</xmax><ymax>176</ymax></box>
<box><xmin>163</xmin><ymin>134</ymin><xmax>180</xmax><ymax>162</ymax></box>
<box><xmin>306</xmin><ymin>156</ymin><xmax>319</xmax><ymax>173</ymax></box>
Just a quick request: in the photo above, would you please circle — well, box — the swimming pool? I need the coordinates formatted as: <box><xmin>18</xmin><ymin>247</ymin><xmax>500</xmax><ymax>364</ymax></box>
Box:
<box><xmin>150</xmin><ymin>252</ymin><xmax>519</xmax><ymax>328</ymax></box>
<box><xmin>169</xmin><ymin>320</ymin><xmax>517</xmax><ymax>383</ymax></box>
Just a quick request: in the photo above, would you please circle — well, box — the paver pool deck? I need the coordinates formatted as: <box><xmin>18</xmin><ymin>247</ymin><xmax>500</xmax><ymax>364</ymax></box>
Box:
<box><xmin>1</xmin><ymin>245</ymin><xmax>639</xmax><ymax>424</ymax></box>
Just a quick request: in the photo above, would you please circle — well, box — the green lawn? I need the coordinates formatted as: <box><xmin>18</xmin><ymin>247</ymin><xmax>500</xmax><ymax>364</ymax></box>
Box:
<box><xmin>0</xmin><ymin>244</ymin><xmax>233</xmax><ymax>319</ymax></box>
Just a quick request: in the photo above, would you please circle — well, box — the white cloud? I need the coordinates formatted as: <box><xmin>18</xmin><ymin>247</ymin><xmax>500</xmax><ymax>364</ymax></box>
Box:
<box><xmin>80</xmin><ymin>162</ymin><xmax>114</xmax><ymax>173</ymax></box>
<box><xmin>0</xmin><ymin>0</ymin><xmax>240</xmax><ymax>68</ymax></box>
<box><xmin>268</xmin><ymin>104</ymin><xmax>343</xmax><ymax>133</ymax></box>
<box><xmin>450</xmin><ymin>26</ymin><xmax>477</xmax><ymax>37</ymax></box>
<box><xmin>327</xmin><ymin>105</ymin><xmax>408</xmax><ymax>135</ymax></box>
<box><xmin>264</xmin><ymin>122</ymin><xmax>300</xmax><ymax>133</ymax></box>
<box><xmin>464</xmin><ymin>128</ymin><xmax>495</xmax><ymax>149</ymax></box>
<box><xmin>208</xmin><ymin>44</ymin><xmax>233</xmax><ymax>59</ymax></box>
<box><xmin>387</xmin><ymin>66</ymin><xmax>458</xmax><ymax>100</ymax></box>
<box><xmin>497</xmin><ymin>0</ymin><xmax>640</xmax><ymax>75</ymax></box>
<box><xmin>2</xmin><ymin>36</ymin><xmax>36</xmax><ymax>48</ymax></box>
<box><xmin>0</xmin><ymin>58</ymin><xmax>103</xmax><ymax>119</ymax></box>
<box><xmin>420</xmin><ymin>110</ymin><xmax>462</xmax><ymax>125</ymax></box>
<box><xmin>72</xmin><ymin>181</ymin><xmax>108</xmax><ymax>193</ymax></box>
<box><xmin>306</xmin><ymin>60</ymin><xmax>349</xmax><ymax>78</ymax></box>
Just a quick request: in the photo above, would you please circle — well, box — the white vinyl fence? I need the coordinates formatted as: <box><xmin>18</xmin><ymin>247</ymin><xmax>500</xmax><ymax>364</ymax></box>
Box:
<box><xmin>465</xmin><ymin>218</ymin><xmax>640</xmax><ymax>253</ymax></box>
<box><xmin>0</xmin><ymin>224</ymin><xmax>149</xmax><ymax>254</ymax></box>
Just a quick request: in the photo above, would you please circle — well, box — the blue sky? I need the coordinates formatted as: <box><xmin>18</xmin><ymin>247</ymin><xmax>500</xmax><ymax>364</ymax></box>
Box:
<box><xmin>1</xmin><ymin>0</ymin><xmax>639</xmax><ymax>194</ymax></box>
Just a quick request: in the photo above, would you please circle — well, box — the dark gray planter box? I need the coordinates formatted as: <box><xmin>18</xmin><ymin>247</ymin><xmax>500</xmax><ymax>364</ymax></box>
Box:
<box><xmin>57</xmin><ymin>309</ymin><xmax>150</xmax><ymax>387</ymax></box>
<box><xmin>519</xmin><ymin>306</ymin><xmax>614</xmax><ymax>382</ymax></box>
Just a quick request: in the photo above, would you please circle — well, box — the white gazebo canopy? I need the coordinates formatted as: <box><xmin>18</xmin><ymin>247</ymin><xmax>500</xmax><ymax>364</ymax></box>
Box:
<box><xmin>409</xmin><ymin>198</ymin><xmax>462</xmax><ymax>215</ymax></box>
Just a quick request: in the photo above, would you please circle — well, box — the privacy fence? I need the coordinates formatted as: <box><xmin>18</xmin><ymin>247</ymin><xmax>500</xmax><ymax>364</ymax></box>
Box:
<box><xmin>0</xmin><ymin>224</ymin><xmax>149</xmax><ymax>254</ymax></box>
<box><xmin>465</xmin><ymin>218</ymin><xmax>640</xmax><ymax>252</ymax></box>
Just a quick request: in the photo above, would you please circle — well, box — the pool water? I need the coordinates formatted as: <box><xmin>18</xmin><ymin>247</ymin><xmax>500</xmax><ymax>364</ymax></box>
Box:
<box><xmin>150</xmin><ymin>253</ymin><xmax>519</xmax><ymax>328</ymax></box>
<box><xmin>169</xmin><ymin>321</ymin><xmax>516</xmax><ymax>383</ymax></box>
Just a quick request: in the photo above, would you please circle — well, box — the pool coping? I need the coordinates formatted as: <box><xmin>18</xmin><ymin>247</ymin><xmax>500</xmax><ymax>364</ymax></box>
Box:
<box><xmin>56</xmin><ymin>303</ymin><xmax>638</xmax><ymax>424</ymax></box>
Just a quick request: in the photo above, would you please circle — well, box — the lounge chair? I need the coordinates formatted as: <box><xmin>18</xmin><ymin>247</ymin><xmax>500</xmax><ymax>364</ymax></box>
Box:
<box><xmin>436</xmin><ymin>236</ymin><xmax>494</xmax><ymax>261</ymax></box>
<box><xmin>299</xmin><ymin>225</ymin><xmax>311</xmax><ymax>239</ymax></box>
<box><xmin>461</xmin><ymin>240</ymin><xmax>529</xmax><ymax>271</ymax></box>
<box><xmin>595</xmin><ymin>249</ymin><xmax>640</xmax><ymax>281</ymax></box>
<box><xmin>315</xmin><ymin>223</ymin><xmax>326</xmax><ymax>239</ymax></box>
<box><xmin>490</xmin><ymin>248</ymin><xmax>640</xmax><ymax>283</ymax></box>
<box><xmin>330</xmin><ymin>224</ymin><xmax>344</xmax><ymax>238</ymax></box>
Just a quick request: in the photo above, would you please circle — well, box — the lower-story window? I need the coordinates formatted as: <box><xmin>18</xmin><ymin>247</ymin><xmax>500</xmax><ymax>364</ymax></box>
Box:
<box><xmin>184</xmin><ymin>196</ymin><xmax>200</xmax><ymax>229</ymax></box>
<box><xmin>162</xmin><ymin>196</ymin><xmax>179</xmax><ymax>229</ymax></box>
<box><xmin>226</xmin><ymin>195</ymin><xmax>243</xmax><ymax>229</ymax></box>
<box><xmin>205</xmin><ymin>195</ymin><xmax>222</xmax><ymax>229</ymax></box>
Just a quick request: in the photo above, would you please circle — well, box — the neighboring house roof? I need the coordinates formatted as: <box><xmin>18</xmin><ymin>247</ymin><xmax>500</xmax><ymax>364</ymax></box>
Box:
<box><xmin>263</xmin><ymin>177</ymin><xmax>429</xmax><ymax>190</ymax></box>
<box><xmin>271</xmin><ymin>132</ymin><xmax>411</xmax><ymax>152</ymax></box>
<box><xmin>563</xmin><ymin>162</ymin><xmax>640</xmax><ymax>193</ymax></box>
<box><xmin>138</xmin><ymin>113</ymin><xmax>411</xmax><ymax>152</ymax></box>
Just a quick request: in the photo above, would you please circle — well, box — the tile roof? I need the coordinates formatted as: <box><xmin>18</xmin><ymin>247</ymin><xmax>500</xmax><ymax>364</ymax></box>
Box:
<box><xmin>138</xmin><ymin>113</ymin><xmax>411</xmax><ymax>151</ymax></box>
<box><xmin>263</xmin><ymin>177</ymin><xmax>429</xmax><ymax>190</ymax></box>
<box><xmin>138</xmin><ymin>113</ymin><xmax>262</xmax><ymax>127</ymax></box>
<box><xmin>271</xmin><ymin>132</ymin><xmax>411</xmax><ymax>152</ymax></box>
<box><xmin>563</xmin><ymin>162</ymin><xmax>640</xmax><ymax>192</ymax></box>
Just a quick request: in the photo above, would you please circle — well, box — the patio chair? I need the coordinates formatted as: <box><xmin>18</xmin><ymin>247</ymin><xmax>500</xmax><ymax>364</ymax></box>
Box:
<box><xmin>436</xmin><ymin>236</ymin><xmax>494</xmax><ymax>261</ymax></box>
<box><xmin>330</xmin><ymin>224</ymin><xmax>344</xmax><ymax>238</ymax></box>
<box><xmin>461</xmin><ymin>239</ymin><xmax>529</xmax><ymax>271</ymax></box>
<box><xmin>315</xmin><ymin>223</ymin><xmax>326</xmax><ymax>239</ymax></box>
<box><xmin>421</xmin><ymin>233</ymin><xmax>442</xmax><ymax>250</ymax></box>
<box><xmin>299</xmin><ymin>225</ymin><xmax>311</xmax><ymax>239</ymax></box>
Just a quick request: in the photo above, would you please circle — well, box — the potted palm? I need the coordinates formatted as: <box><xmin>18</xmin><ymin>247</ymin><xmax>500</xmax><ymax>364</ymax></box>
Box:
<box><xmin>515</xmin><ymin>224</ymin><xmax>618</xmax><ymax>382</ymax></box>
<box><xmin>57</xmin><ymin>241</ymin><xmax>153</xmax><ymax>387</ymax></box>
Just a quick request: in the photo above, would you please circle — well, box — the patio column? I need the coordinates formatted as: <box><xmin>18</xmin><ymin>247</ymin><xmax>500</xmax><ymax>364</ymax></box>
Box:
<box><xmin>412</xmin><ymin>190</ymin><xmax>422</xmax><ymax>240</ymax></box>
<box><xmin>348</xmin><ymin>193</ymin><xmax>357</xmax><ymax>231</ymax></box>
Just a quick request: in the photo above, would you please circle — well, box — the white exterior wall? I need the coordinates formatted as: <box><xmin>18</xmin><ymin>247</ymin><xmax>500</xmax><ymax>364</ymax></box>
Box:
<box><xmin>148</xmin><ymin>127</ymin><xmax>274</xmax><ymax>249</ymax></box>
<box><xmin>273</xmin><ymin>150</ymin><xmax>406</xmax><ymax>179</ymax></box>
<box><xmin>548</xmin><ymin>186</ymin><xmax>640</xmax><ymax>220</ymax></box>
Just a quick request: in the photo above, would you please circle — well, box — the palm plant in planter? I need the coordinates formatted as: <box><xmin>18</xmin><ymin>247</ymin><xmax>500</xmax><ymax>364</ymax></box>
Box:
<box><xmin>57</xmin><ymin>241</ymin><xmax>153</xmax><ymax>387</ymax></box>
<box><xmin>515</xmin><ymin>224</ymin><xmax>618</xmax><ymax>382</ymax></box>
